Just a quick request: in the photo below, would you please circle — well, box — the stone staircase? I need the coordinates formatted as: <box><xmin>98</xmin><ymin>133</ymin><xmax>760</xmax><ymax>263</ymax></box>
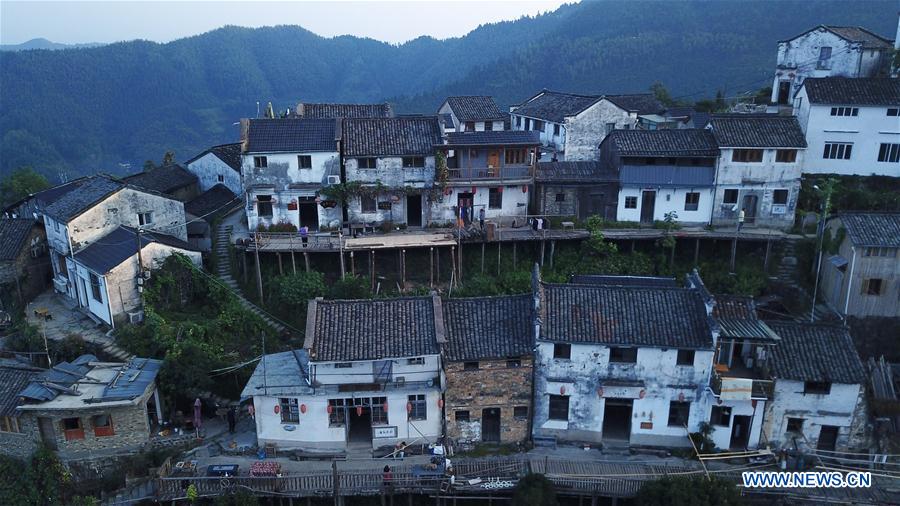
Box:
<box><xmin>212</xmin><ymin>224</ymin><xmax>286</xmax><ymax>334</ymax></box>
<box><xmin>774</xmin><ymin>237</ymin><xmax>802</xmax><ymax>285</ymax></box>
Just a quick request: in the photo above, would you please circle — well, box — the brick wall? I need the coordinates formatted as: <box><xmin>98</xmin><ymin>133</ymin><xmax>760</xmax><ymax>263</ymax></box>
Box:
<box><xmin>444</xmin><ymin>357</ymin><xmax>533</xmax><ymax>443</ymax></box>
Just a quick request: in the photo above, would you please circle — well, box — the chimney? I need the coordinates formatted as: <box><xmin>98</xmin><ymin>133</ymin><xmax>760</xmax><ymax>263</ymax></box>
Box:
<box><xmin>239</xmin><ymin>119</ymin><xmax>250</xmax><ymax>153</ymax></box>
<box><xmin>296</xmin><ymin>102</ymin><xmax>305</xmax><ymax>117</ymax></box>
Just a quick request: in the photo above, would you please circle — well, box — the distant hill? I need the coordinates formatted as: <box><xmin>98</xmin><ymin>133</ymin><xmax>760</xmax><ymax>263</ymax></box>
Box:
<box><xmin>0</xmin><ymin>38</ymin><xmax>104</xmax><ymax>51</ymax></box>
<box><xmin>0</xmin><ymin>0</ymin><xmax>896</xmax><ymax>181</ymax></box>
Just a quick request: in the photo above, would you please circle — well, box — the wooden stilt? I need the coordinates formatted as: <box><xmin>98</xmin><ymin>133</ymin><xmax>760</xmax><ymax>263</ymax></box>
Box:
<box><xmin>304</xmin><ymin>252</ymin><xmax>310</xmax><ymax>273</ymax></box>
<box><xmin>694</xmin><ymin>238</ymin><xmax>700</xmax><ymax>266</ymax></box>
<box><xmin>631</xmin><ymin>239</ymin><xmax>636</xmax><ymax>252</ymax></box>
<box><xmin>254</xmin><ymin>243</ymin><xmax>264</xmax><ymax>302</ymax></box>
<box><xmin>450</xmin><ymin>247</ymin><xmax>457</xmax><ymax>286</ymax></box>
<box><xmin>371</xmin><ymin>250</ymin><xmax>376</xmax><ymax>292</ymax></box>
<box><xmin>540</xmin><ymin>238</ymin><xmax>546</xmax><ymax>267</ymax></box>
<box><xmin>497</xmin><ymin>241</ymin><xmax>501</xmax><ymax>276</ymax></box>
<box><xmin>481</xmin><ymin>242</ymin><xmax>485</xmax><ymax>274</ymax></box>
<box><xmin>277</xmin><ymin>252</ymin><xmax>283</xmax><ymax>275</ymax></box>
<box><xmin>513</xmin><ymin>243</ymin><xmax>517</xmax><ymax>268</ymax></box>
<box><xmin>730</xmin><ymin>237</ymin><xmax>737</xmax><ymax>273</ymax></box>
<box><xmin>350</xmin><ymin>251</ymin><xmax>355</xmax><ymax>276</ymax></box>
<box><xmin>429</xmin><ymin>248</ymin><xmax>434</xmax><ymax>287</ymax></box>
<box><xmin>764</xmin><ymin>239</ymin><xmax>772</xmax><ymax>273</ymax></box>
<box><xmin>436</xmin><ymin>247</ymin><xmax>441</xmax><ymax>284</ymax></box>
<box><xmin>339</xmin><ymin>247</ymin><xmax>346</xmax><ymax>280</ymax></box>
<box><xmin>550</xmin><ymin>240</ymin><xmax>556</xmax><ymax>268</ymax></box>
<box><xmin>242</xmin><ymin>251</ymin><xmax>248</xmax><ymax>284</ymax></box>
<box><xmin>291</xmin><ymin>250</ymin><xmax>297</xmax><ymax>274</ymax></box>
<box><xmin>401</xmin><ymin>249</ymin><xmax>406</xmax><ymax>287</ymax></box>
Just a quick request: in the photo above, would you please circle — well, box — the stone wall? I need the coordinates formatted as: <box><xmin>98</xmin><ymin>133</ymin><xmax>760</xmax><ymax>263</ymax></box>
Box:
<box><xmin>0</xmin><ymin>225</ymin><xmax>50</xmax><ymax>308</ymax></box>
<box><xmin>0</xmin><ymin>416</ymin><xmax>39</xmax><ymax>459</ymax></box>
<box><xmin>444</xmin><ymin>357</ymin><xmax>533</xmax><ymax>444</ymax></box>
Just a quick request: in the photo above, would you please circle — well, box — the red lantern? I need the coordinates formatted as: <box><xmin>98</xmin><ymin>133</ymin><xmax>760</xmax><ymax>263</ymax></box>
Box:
<box><xmin>356</xmin><ymin>406</ymin><xmax>364</xmax><ymax>417</ymax></box>
<box><xmin>751</xmin><ymin>400</ymin><xmax>758</xmax><ymax>409</ymax></box>
<box><xmin>326</xmin><ymin>404</ymin><xmax>333</xmax><ymax>415</ymax></box>
<box><xmin>597</xmin><ymin>387</ymin><xmax>604</xmax><ymax>398</ymax></box>
<box><xmin>678</xmin><ymin>393</ymin><xmax>685</xmax><ymax>402</ymax></box>
<box><xmin>438</xmin><ymin>398</ymin><xmax>444</xmax><ymax>409</ymax></box>
<box><xmin>522</xmin><ymin>185</ymin><xmax>528</xmax><ymax>193</ymax></box>
<box><xmin>274</xmin><ymin>405</ymin><xmax>281</xmax><ymax>414</ymax></box>
<box><xmin>300</xmin><ymin>404</ymin><xmax>307</xmax><ymax>414</ymax></box>
<box><xmin>497</xmin><ymin>186</ymin><xmax>503</xmax><ymax>193</ymax></box>
<box><xmin>717</xmin><ymin>397</ymin><xmax>723</xmax><ymax>405</ymax></box>
<box><xmin>559</xmin><ymin>385</ymin><xmax>566</xmax><ymax>395</ymax></box>
<box><xmin>406</xmin><ymin>402</ymin><xmax>413</xmax><ymax>413</ymax></box>
<box><xmin>383</xmin><ymin>401</ymin><xmax>389</xmax><ymax>412</ymax></box>
<box><xmin>471</xmin><ymin>186</ymin><xmax>477</xmax><ymax>194</ymax></box>
<box><xmin>639</xmin><ymin>389</ymin><xmax>646</xmax><ymax>399</ymax></box>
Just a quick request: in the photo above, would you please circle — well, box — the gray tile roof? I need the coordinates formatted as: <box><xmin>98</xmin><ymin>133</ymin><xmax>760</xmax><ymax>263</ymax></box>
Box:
<box><xmin>825</xmin><ymin>26</ymin><xmax>894</xmax><ymax>48</ymax></box>
<box><xmin>604</xmin><ymin>129</ymin><xmax>720</xmax><ymax>157</ymax></box>
<box><xmin>619</xmin><ymin>165</ymin><xmax>715</xmax><ymax>187</ymax></box>
<box><xmin>187</xmin><ymin>143</ymin><xmax>242</xmax><ymax>172</ymax></box>
<box><xmin>43</xmin><ymin>175</ymin><xmax>125</xmax><ymax>223</ymax></box>
<box><xmin>513</xmin><ymin>90</ymin><xmax>601</xmax><ymax>123</ymax></box>
<box><xmin>445</xmin><ymin>96</ymin><xmax>506</xmax><ymax>122</ymax></box>
<box><xmin>185</xmin><ymin>184</ymin><xmax>239</xmax><ymax>220</ymax></box>
<box><xmin>0</xmin><ymin>219</ymin><xmax>36</xmax><ymax>261</ymax></box>
<box><xmin>765</xmin><ymin>321</ymin><xmax>865</xmax><ymax>384</ymax></box>
<box><xmin>712</xmin><ymin>295</ymin><xmax>780</xmax><ymax>343</ymax></box>
<box><xmin>0</xmin><ymin>359</ymin><xmax>44</xmax><ymax>416</ymax></box>
<box><xmin>343</xmin><ymin>116</ymin><xmax>443</xmax><ymax>157</ymax></box>
<box><xmin>569</xmin><ymin>275</ymin><xmax>677</xmax><ymax>288</ymax></box>
<box><xmin>442</xmin><ymin>294</ymin><xmax>533</xmax><ymax>362</ymax></box>
<box><xmin>309</xmin><ymin>297</ymin><xmax>439</xmax><ymax>361</ymax></box>
<box><xmin>439</xmin><ymin>113</ymin><xmax>455</xmax><ymax>129</ymax></box>
<box><xmin>246</xmin><ymin>118</ymin><xmax>339</xmax><ymax>153</ymax></box>
<box><xmin>445</xmin><ymin>130</ymin><xmax>540</xmax><ymax>146</ymax></box>
<box><xmin>241</xmin><ymin>349</ymin><xmax>312</xmax><ymax>397</ymax></box>
<box><xmin>604</xmin><ymin>94</ymin><xmax>663</xmax><ymax>115</ymax></box>
<box><xmin>124</xmin><ymin>164</ymin><xmax>198</xmax><ymax>196</ymax></box>
<box><xmin>73</xmin><ymin>226</ymin><xmax>196</xmax><ymax>274</ymax></box>
<box><xmin>296</xmin><ymin>102</ymin><xmax>393</xmax><ymax>119</ymax></box>
<box><xmin>839</xmin><ymin>212</ymin><xmax>900</xmax><ymax>248</ymax></box>
<box><xmin>708</xmin><ymin>114</ymin><xmax>807</xmax><ymax>148</ymax></box>
<box><xmin>539</xmin><ymin>283</ymin><xmax>714</xmax><ymax>349</ymax></box>
<box><xmin>802</xmin><ymin>77</ymin><xmax>900</xmax><ymax>106</ymax></box>
<box><xmin>535</xmin><ymin>162</ymin><xmax>618</xmax><ymax>183</ymax></box>
<box><xmin>712</xmin><ymin>295</ymin><xmax>756</xmax><ymax>319</ymax></box>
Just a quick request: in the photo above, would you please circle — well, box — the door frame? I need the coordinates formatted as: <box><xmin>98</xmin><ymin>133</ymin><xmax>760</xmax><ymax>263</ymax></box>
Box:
<box><xmin>730</xmin><ymin>415</ymin><xmax>752</xmax><ymax>449</ymax></box>
<box><xmin>742</xmin><ymin>194</ymin><xmax>759</xmax><ymax>225</ymax></box>
<box><xmin>640</xmin><ymin>190</ymin><xmax>656</xmax><ymax>224</ymax></box>
<box><xmin>406</xmin><ymin>194</ymin><xmax>423</xmax><ymax>228</ymax></box>
<box><xmin>481</xmin><ymin>407</ymin><xmax>501</xmax><ymax>442</ymax></box>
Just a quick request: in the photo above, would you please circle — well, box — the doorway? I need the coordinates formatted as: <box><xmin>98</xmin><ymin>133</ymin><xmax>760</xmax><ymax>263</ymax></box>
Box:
<box><xmin>730</xmin><ymin>415</ymin><xmax>752</xmax><ymax>449</ymax></box>
<box><xmin>482</xmin><ymin>408</ymin><xmax>501</xmax><ymax>442</ymax></box>
<box><xmin>457</xmin><ymin>192</ymin><xmax>474</xmax><ymax>224</ymax></box>
<box><xmin>347</xmin><ymin>407</ymin><xmax>372</xmax><ymax>444</ymax></box>
<box><xmin>38</xmin><ymin>417</ymin><xmax>57</xmax><ymax>450</ymax></box>
<box><xmin>640</xmin><ymin>191</ymin><xmax>656</xmax><ymax>224</ymax></box>
<box><xmin>78</xmin><ymin>277</ymin><xmax>89</xmax><ymax>308</ymax></box>
<box><xmin>407</xmin><ymin>194</ymin><xmax>423</xmax><ymax>227</ymax></box>
<box><xmin>817</xmin><ymin>425</ymin><xmax>839</xmax><ymax>451</ymax></box>
<box><xmin>298</xmin><ymin>200</ymin><xmax>319</xmax><ymax>230</ymax></box>
<box><xmin>777</xmin><ymin>81</ymin><xmax>791</xmax><ymax>105</ymax></box>
<box><xmin>742</xmin><ymin>194</ymin><xmax>758</xmax><ymax>225</ymax></box>
<box><xmin>487</xmin><ymin>150</ymin><xmax>501</xmax><ymax>173</ymax></box>
<box><xmin>602</xmin><ymin>399</ymin><xmax>633</xmax><ymax>442</ymax></box>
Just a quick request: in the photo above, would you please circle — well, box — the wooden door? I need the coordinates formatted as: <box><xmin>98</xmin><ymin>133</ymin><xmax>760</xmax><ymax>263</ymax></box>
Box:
<box><xmin>640</xmin><ymin>191</ymin><xmax>656</xmax><ymax>224</ymax></box>
<box><xmin>38</xmin><ymin>417</ymin><xmax>57</xmax><ymax>450</ymax></box>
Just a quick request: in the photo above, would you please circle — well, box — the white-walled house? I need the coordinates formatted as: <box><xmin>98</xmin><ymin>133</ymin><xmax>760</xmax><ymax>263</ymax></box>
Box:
<box><xmin>770</xmin><ymin>25</ymin><xmax>894</xmax><ymax>106</ymax></box>
<box><xmin>531</xmin><ymin>273</ymin><xmax>717</xmax><ymax>448</ymax></box>
<box><xmin>342</xmin><ymin>117</ymin><xmax>444</xmax><ymax>228</ymax></box>
<box><xmin>793</xmin><ymin>77</ymin><xmax>900</xmax><ymax>176</ymax></box>
<box><xmin>762</xmin><ymin>322</ymin><xmax>868</xmax><ymax>452</ymax></box>
<box><xmin>601</xmin><ymin>129</ymin><xmax>719</xmax><ymax>225</ymax></box>
<box><xmin>510</xmin><ymin>90</ymin><xmax>663</xmax><ymax>161</ymax></box>
<box><xmin>242</xmin><ymin>296</ymin><xmax>445</xmax><ymax>451</ymax></box>
<box><xmin>185</xmin><ymin>143</ymin><xmax>244</xmax><ymax>196</ymax></box>
<box><xmin>41</xmin><ymin>175</ymin><xmax>188</xmax><ymax>307</ymax></box>
<box><xmin>70</xmin><ymin>227</ymin><xmax>201</xmax><ymax>327</ymax></box>
<box><xmin>240</xmin><ymin>118</ymin><xmax>343</xmax><ymax>231</ymax></box>
<box><xmin>437</xmin><ymin>96</ymin><xmax>507</xmax><ymax>133</ymax></box>
<box><xmin>707</xmin><ymin>114</ymin><xmax>807</xmax><ymax>230</ymax></box>
<box><xmin>436</xmin><ymin>131</ymin><xmax>539</xmax><ymax>225</ymax></box>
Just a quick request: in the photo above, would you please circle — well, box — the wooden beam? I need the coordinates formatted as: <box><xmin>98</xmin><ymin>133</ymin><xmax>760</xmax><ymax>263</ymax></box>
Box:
<box><xmin>304</xmin><ymin>252</ymin><xmax>310</xmax><ymax>273</ymax></box>
<box><xmin>350</xmin><ymin>251</ymin><xmax>355</xmax><ymax>276</ymax></box>
<box><xmin>277</xmin><ymin>252</ymin><xmax>283</xmax><ymax>275</ymax></box>
<box><xmin>729</xmin><ymin>237</ymin><xmax>737</xmax><ymax>273</ymax></box>
<box><xmin>481</xmin><ymin>242</ymin><xmax>485</xmax><ymax>274</ymax></box>
<box><xmin>291</xmin><ymin>250</ymin><xmax>297</xmax><ymax>274</ymax></box>
<box><xmin>764</xmin><ymin>239</ymin><xmax>772</xmax><ymax>273</ymax></box>
<box><xmin>550</xmin><ymin>240</ymin><xmax>556</xmax><ymax>268</ymax></box>
<box><xmin>370</xmin><ymin>250</ymin><xmax>375</xmax><ymax>292</ymax></box>
<box><xmin>429</xmin><ymin>247</ymin><xmax>434</xmax><ymax>287</ymax></box>
<box><xmin>694</xmin><ymin>238</ymin><xmax>700</xmax><ymax>266</ymax></box>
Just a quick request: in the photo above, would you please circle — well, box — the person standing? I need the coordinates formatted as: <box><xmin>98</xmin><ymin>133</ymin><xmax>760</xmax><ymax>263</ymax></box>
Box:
<box><xmin>478</xmin><ymin>207</ymin><xmax>485</xmax><ymax>231</ymax></box>
<box><xmin>738</xmin><ymin>208</ymin><xmax>746</xmax><ymax>232</ymax></box>
<box><xmin>382</xmin><ymin>465</ymin><xmax>393</xmax><ymax>489</ymax></box>
<box><xmin>300</xmin><ymin>225</ymin><xmax>309</xmax><ymax>247</ymax></box>
<box><xmin>227</xmin><ymin>406</ymin><xmax>236</xmax><ymax>434</ymax></box>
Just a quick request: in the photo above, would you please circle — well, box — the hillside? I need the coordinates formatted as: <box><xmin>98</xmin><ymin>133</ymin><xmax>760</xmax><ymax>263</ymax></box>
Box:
<box><xmin>0</xmin><ymin>0</ymin><xmax>896</xmax><ymax>180</ymax></box>
<box><xmin>0</xmin><ymin>38</ymin><xmax>105</xmax><ymax>52</ymax></box>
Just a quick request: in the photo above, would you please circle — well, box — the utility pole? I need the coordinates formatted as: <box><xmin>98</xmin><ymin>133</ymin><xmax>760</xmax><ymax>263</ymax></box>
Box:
<box><xmin>254</xmin><ymin>231</ymin><xmax>264</xmax><ymax>302</ymax></box>
<box><xmin>811</xmin><ymin>179</ymin><xmax>836</xmax><ymax>322</ymax></box>
<box><xmin>135</xmin><ymin>227</ymin><xmax>145</xmax><ymax>294</ymax></box>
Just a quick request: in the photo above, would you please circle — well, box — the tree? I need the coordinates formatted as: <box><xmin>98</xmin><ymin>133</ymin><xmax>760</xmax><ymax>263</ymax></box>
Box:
<box><xmin>650</xmin><ymin>81</ymin><xmax>676</xmax><ymax>107</ymax></box>
<box><xmin>512</xmin><ymin>473</ymin><xmax>558</xmax><ymax>506</ymax></box>
<box><xmin>162</xmin><ymin>151</ymin><xmax>175</xmax><ymax>166</ymax></box>
<box><xmin>637</xmin><ymin>475</ymin><xmax>743</xmax><ymax>506</ymax></box>
<box><xmin>0</xmin><ymin>167</ymin><xmax>50</xmax><ymax>208</ymax></box>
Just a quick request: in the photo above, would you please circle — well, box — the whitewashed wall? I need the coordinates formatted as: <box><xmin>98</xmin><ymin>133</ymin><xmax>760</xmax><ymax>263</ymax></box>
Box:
<box><xmin>616</xmin><ymin>187</ymin><xmax>714</xmax><ymax>225</ymax></box>
<box><xmin>762</xmin><ymin>379</ymin><xmax>864</xmax><ymax>451</ymax></box>
<box><xmin>186</xmin><ymin>152</ymin><xmax>242</xmax><ymax>195</ymax></box>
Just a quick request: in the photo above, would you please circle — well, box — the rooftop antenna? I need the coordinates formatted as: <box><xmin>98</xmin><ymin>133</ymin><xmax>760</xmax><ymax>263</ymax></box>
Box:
<box><xmin>256</xmin><ymin>101</ymin><xmax>260</xmax><ymax>118</ymax></box>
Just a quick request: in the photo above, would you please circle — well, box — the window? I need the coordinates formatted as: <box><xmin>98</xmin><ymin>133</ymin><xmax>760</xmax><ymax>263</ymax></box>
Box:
<box><xmin>217</xmin><ymin>174</ymin><xmax>225</xmax><ymax>183</ymax></box>
<box><xmin>469</xmin><ymin>149</ymin><xmax>480</xmax><ymax>159</ymax></box>
<box><xmin>533</xmin><ymin>120</ymin><xmax>544</xmax><ymax>132</ymax></box>
<box><xmin>555</xmin><ymin>193</ymin><xmax>566</xmax><ymax>202</ymax></box>
<box><xmin>361</xmin><ymin>195</ymin><xmax>376</xmax><ymax>213</ymax></box>
<box><xmin>0</xmin><ymin>416</ymin><xmax>20</xmax><ymax>433</ymax></box>
<box><xmin>505</xmin><ymin>149</ymin><xmax>527</xmax><ymax>164</ymax></box>
<box><xmin>92</xmin><ymin>414</ymin><xmax>115</xmax><ymax>437</ymax></box>
<box><xmin>787</xmin><ymin>417</ymin><xmax>804</xmax><ymax>433</ymax></box>
<box><xmin>684</xmin><ymin>192</ymin><xmax>700</xmax><ymax>211</ymax></box>
<box><xmin>137</xmin><ymin>211</ymin><xmax>154</xmax><ymax>226</ymax></box>
<box><xmin>803</xmin><ymin>381</ymin><xmax>832</xmax><ymax>395</ymax></box>
<box><xmin>723</xmin><ymin>189</ymin><xmax>739</xmax><ymax>205</ymax></box>
<box><xmin>864</xmin><ymin>247</ymin><xmax>897</xmax><ymax>257</ymax></box>
<box><xmin>488</xmin><ymin>188</ymin><xmax>502</xmax><ymax>210</ymax></box>
<box><xmin>280</xmin><ymin>398</ymin><xmax>300</xmax><ymax>423</ymax></box>
<box><xmin>298</xmin><ymin>155</ymin><xmax>312</xmax><ymax>169</ymax></box>
<box><xmin>862</xmin><ymin>278</ymin><xmax>884</xmax><ymax>296</ymax></box>
<box><xmin>335</xmin><ymin>362</ymin><xmax>353</xmax><ymax>368</ymax></box>
<box><xmin>253</xmin><ymin>156</ymin><xmax>268</xmax><ymax>169</ymax></box>
<box><xmin>773</xmin><ymin>189</ymin><xmax>789</xmax><ymax>206</ymax></box>
<box><xmin>605</xmin><ymin>122</ymin><xmax>616</xmax><ymax>135</ymax></box>
<box><xmin>553</xmin><ymin>124</ymin><xmax>560</xmax><ymax>136</ymax></box>
<box><xmin>624</xmin><ymin>196</ymin><xmax>638</xmax><ymax>209</ymax></box>
<box><xmin>455</xmin><ymin>410</ymin><xmax>470</xmax><ymax>422</ymax></box>
<box><xmin>553</xmin><ymin>343</ymin><xmax>571</xmax><ymax>359</ymax></box>
<box><xmin>515</xmin><ymin>116</ymin><xmax>522</xmax><ymax>128</ymax></box>
<box><xmin>829</xmin><ymin>106</ymin><xmax>858</xmax><ymax>117</ymax></box>
<box><xmin>667</xmin><ymin>401</ymin><xmax>691</xmax><ymax>427</ymax></box>
<box><xmin>514</xmin><ymin>406</ymin><xmax>529</xmax><ymax>420</ymax></box>
<box><xmin>776</xmin><ymin>149</ymin><xmax>797</xmax><ymax>163</ymax></box>
<box><xmin>484</xmin><ymin>122</ymin><xmax>493</xmax><ymax>131</ymax></box>
<box><xmin>464</xmin><ymin>361</ymin><xmax>480</xmax><ymax>371</ymax></box>
<box><xmin>89</xmin><ymin>273</ymin><xmax>102</xmax><ymax>302</ymax></box>
<box><xmin>62</xmin><ymin>417</ymin><xmax>84</xmax><ymax>440</ymax></box>
<box><xmin>710</xmin><ymin>406</ymin><xmax>731</xmax><ymax>427</ymax></box>
<box><xmin>877</xmin><ymin>143</ymin><xmax>900</xmax><ymax>163</ymax></box>
<box><xmin>371</xmin><ymin>397</ymin><xmax>388</xmax><ymax>425</ymax></box>
<box><xmin>402</xmin><ymin>157</ymin><xmax>425</xmax><ymax>168</ymax></box>
<box><xmin>676</xmin><ymin>349</ymin><xmax>695</xmax><ymax>366</ymax></box>
<box><xmin>888</xmin><ymin>108</ymin><xmax>900</xmax><ymax>117</ymax></box>
<box><xmin>817</xmin><ymin>46</ymin><xmax>832</xmax><ymax>69</ymax></box>
<box><xmin>525</xmin><ymin>118</ymin><xmax>531</xmax><ymax>130</ymax></box>
<box><xmin>408</xmin><ymin>394</ymin><xmax>427</xmax><ymax>420</ymax></box>
<box><xmin>548</xmin><ymin>395</ymin><xmax>569</xmax><ymax>421</ymax></box>
<box><xmin>732</xmin><ymin>149</ymin><xmax>763</xmax><ymax>162</ymax></box>
<box><xmin>609</xmin><ymin>347</ymin><xmax>637</xmax><ymax>363</ymax></box>
<box><xmin>823</xmin><ymin>143</ymin><xmax>852</xmax><ymax>160</ymax></box>
<box><xmin>507</xmin><ymin>358</ymin><xmax>522</xmax><ymax>368</ymax></box>
<box><xmin>465</xmin><ymin>122</ymin><xmax>475</xmax><ymax>132</ymax></box>
<box><xmin>256</xmin><ymin>195</ymin><xmax>273</xmax><ymax>217</ymax></box>
<box><xmin>407</xmin><ymin>357</ymin><xmax>425</xmax><ymax>365</ymax></box>
<box><xmin>328</xmin><ymin>399</ymin><xmax>346</xmax><ymax>426</ymax></box>
<box><xmin>358</xmin><ymin>157</ymin><xmax>377</xmax><ymax>169</ymax></box>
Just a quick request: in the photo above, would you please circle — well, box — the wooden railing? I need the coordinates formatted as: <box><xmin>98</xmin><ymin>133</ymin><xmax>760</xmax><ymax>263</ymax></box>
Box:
<box><xmin>447</xmin><ymin>165</ymin><xmax>532</xmax><ymax>181</ymax></box>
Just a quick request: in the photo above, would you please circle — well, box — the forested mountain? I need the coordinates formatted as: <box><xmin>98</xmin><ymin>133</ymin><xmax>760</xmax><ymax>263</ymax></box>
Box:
<box><xmin>1</xmin><ymin>0</ymin><xmax>896</xmax><ymax>180</ymax></box>
<box><xmin>0</xmin><ymin>38</ymin><xmax>104</xmax><ymax>52</ymax></box>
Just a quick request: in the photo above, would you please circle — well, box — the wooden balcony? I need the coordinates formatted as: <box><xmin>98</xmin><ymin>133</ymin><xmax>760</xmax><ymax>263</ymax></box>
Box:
<box><xmin>709</xmin><ymin>370</ymin><xmax>773</xmax><ymax>400</ymax></box>
<box><xmin>447</xmin><ymin>165</ymin><xmax>532</xmax><ymax>183</ymax></box>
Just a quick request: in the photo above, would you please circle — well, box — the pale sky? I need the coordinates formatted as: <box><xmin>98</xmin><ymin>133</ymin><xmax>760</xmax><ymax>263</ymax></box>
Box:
<box><xmin>0</xmin><ymin>0</ymin><xmax>573</xmax><ymax>45</ymax></box>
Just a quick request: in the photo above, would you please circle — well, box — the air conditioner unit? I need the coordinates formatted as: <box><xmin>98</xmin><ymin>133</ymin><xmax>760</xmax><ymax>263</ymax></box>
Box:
<box><xmin>394</xmin><ymin>376</ymin><xmax>406</xmax><ymax>385</ymax></box>
<box><xmin>326</xmin><ymin>175</ymin><xmax>341</xmax><ymax>185</ymax></box>
<box><xmin>127</xmin><ymin>310</ymin><xmax>144</xmax><ymax>324</ymax></box>
<box><xmin>52</xmin><ymin>277</ymin><xmax>68</xmax><ymax>293</ymax></box>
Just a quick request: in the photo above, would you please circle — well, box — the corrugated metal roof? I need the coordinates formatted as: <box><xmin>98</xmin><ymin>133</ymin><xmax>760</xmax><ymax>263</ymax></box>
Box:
<box><xmin>619</xmin><ymin>165</ymin><xmax>715</xmax><ymax>187</ymax></box>
<box><xmin>535</xmin><ymin>162</ymin><xmax>618</xmax><ymax>183</ymax></box>
<box><xmin>241</xmin><ymin>349</ymin><xmax>312</xmax><ymax>398</ymax></box>
<box><xmin>445</xmin><ymin>130</ymin><xmax>540</xmax><ymax>146</ymax></box>
<box><xmin>99</xmin><ymin>357</ymin><xmax>162</xmax><ymax>401</ymax></box>
<box><xmin>717</xmin><ymin>318</ymin><xmax>780</xmax><ymax>342</ymax></box>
